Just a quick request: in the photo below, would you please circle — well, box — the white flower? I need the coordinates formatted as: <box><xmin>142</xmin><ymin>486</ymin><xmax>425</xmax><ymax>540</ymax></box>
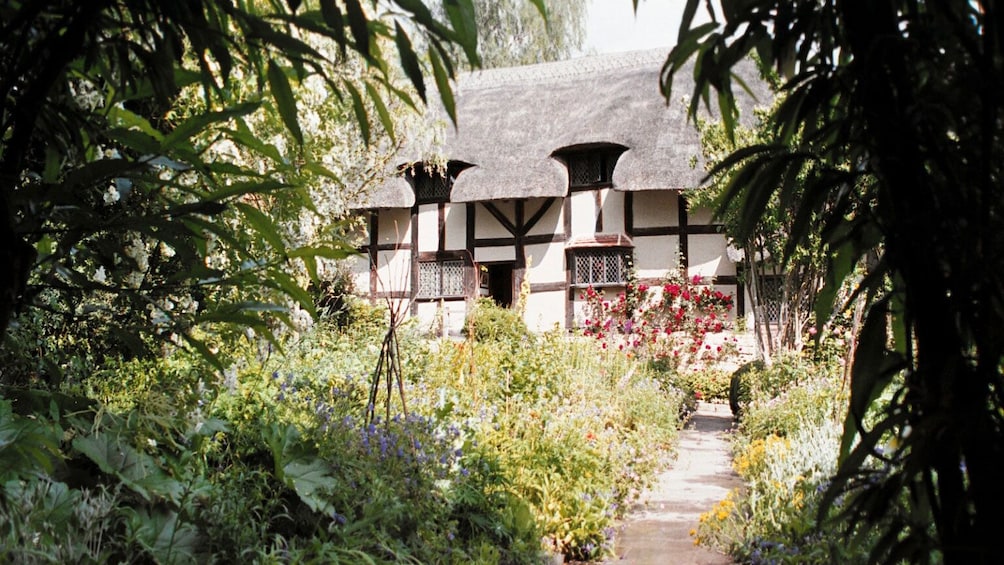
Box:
<box><xmin>160</xmin><ymin>242</ymin><xmax>176</xmax><ymax>259</ymax></box>
<box><xmin>103</xmin><ymin>185</ymin><xmax>120</xmax><ymax>204</ymax></box>
<box><xmin>124</xmin><ymin>236</ymin><xmax>149</xmax><ymax>271</ymax></box>
<box><xmin>93</xmin><ymin>266</ymin><xmax>107</xmax><ymax>284</ymax></box>
<box><xmin>124</xmin><ymin>270</ymin><xmax>144</xmax><ymax>288</ymax></box>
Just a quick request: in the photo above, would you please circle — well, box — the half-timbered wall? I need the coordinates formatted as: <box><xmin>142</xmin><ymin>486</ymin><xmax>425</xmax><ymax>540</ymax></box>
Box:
<box><xmin>356</xmin><ymin>185</ymin><xmax>743</xmax><ymax>334</ymax></box>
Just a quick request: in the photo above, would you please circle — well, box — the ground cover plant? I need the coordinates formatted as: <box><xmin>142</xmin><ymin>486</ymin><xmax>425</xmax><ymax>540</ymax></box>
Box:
<box><xmin>693</xmin><ymin>353</ymin><xmax>905</xmax><ymax>563</ymax></box>
<box><xmin>0</xmin><ymin>299</ymin><xmax>686</xmax><ymax>563</ymax></box>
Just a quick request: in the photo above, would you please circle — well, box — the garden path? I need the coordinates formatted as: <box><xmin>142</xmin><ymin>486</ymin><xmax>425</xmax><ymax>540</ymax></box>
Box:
<box><xmin>605</xmin><ymin>401</ymin><xmax>739</xmax><ymax>564</ymax></box>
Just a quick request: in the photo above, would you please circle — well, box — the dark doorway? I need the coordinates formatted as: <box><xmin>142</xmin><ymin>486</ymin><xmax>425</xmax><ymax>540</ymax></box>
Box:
<box><xmin>484</xmin><ymin>262</ymin><xmax>514</xmax><ymax>308</ymax></box>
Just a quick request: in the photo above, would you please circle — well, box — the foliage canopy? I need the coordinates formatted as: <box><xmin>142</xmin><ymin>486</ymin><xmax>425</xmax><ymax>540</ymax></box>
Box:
<box><xmin>665</xmin><ymin>1</ymin><xmax>1004</xmax><ymax>563</ymax></box>
<box><xmin>0</xmin><ymin>0</ymin><xmax>481</xmax><ymax>378</ymax></box>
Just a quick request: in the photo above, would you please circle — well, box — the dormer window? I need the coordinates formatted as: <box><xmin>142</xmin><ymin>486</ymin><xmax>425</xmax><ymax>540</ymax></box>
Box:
<box><xmin>407</xmin><ymin>161</ymin><xmax>469</xmax><ymax>204</ymax></box>
<box><xmin>559</xmin><ymin>146</ymin><xmax>626</xmax><ymax>190</ymax></box>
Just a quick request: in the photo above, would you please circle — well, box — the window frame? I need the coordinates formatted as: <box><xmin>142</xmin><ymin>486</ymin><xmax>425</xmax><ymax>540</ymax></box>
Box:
<box><xmin>564</xmin><ymin>149</ymin><xmax>622</xmax><ymax>191</ymax></box>
<box><xmin>415</xmin><ymin>251</ymin><xmax>472</xmax><ymax>300</ymax></box>
<box><xmin>569</xmin><ymin>247</ymin><xmax>632</xmax><ymax>288</ymax></box>
<box><xmin>407</xmin><ymin>161</ymin><xmax>469</xmax><ymax>205</ymax></box>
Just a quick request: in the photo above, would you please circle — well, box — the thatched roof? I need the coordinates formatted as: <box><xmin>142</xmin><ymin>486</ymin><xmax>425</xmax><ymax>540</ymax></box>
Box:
<box><xmin>355</xmin><ymin>48</ymin><xmax>768</xmax><ymax>208</ymax></box>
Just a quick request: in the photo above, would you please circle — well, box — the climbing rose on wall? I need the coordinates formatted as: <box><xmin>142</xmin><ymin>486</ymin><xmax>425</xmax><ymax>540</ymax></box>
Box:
<box><xmin>579</xmin><ymin>273</ymin><xmax>736</xmax><ymax>370</ymax></box>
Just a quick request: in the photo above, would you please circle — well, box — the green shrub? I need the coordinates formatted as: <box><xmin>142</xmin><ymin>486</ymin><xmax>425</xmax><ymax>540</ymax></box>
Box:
<box><xmin>2</xmin><ymin>314</ymin><xmax>687</xmax><ymax>564</ymax></box>
<box><xmin>729</xmin><ymin>360</ymin><xmax>765</xmax><ymax>419</ymax></box>
<box><xmin>462</xmin><ymin>298</ymin><xmax>532</xmax><ymax>344</ymax></box>
<box><xmin>665</xmin><ymin>367</ymin><xmax>732</xmax><ymax>402</ymax></box>
<box><xmin>694</xmin><ymin>357</ymin><xmax>888</xmax><ymax>564</ymax></box>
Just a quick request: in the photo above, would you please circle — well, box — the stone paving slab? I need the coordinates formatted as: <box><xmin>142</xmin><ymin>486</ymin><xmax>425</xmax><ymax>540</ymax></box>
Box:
<box><xmin>604</xmin><ymin>402</ymin><xmax>739</xmax><ymax>564</ymax></box>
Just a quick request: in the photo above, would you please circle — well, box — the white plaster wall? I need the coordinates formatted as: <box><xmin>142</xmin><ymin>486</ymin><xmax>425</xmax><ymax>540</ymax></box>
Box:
<box><xmin>474</xmin><ymin>201</ymin><xmax>515</xmax><ymax>239</ymax></box>
<box><xmin>444</xmin><ymin>203</ymin><xmax>467</xmax><ymax>250</ymax></box>
<box><xmin>524</xmin><ymin>291</ymin><xmax>565</xmax><ymax>332</ymax></box>
<box><xmin>569</xmin><ymin>286</ymin><xmax>621</xmax><ymax>328</ymax></box>
<box><xmin>569</xmin><ymin>190</ymin><xmax>597</xmax><ymax>236</ymax></box>
<box><xmin>376</xmin><ymin>208</ymin><xmax>411</xmax><ymax>244</ymax></box>
<box><xmin>414</xmin><ymin>300</ymin><xmax>469</xmax><ymax>336</ymax></box>
<box><xmin>416</xmin><ymin>204</ymin><xmax>439</xmax><ymax>252</ymax></box>
<box><xmin>475</xmin><ymin>246</ymin><xmax>515</xmax><ymax>263</ymax></box>
<box><xmin>525</xmin><ymin>198</ymin><xmax>564</xmax><ymax>237</ymax></box>
<box><xmin>347</xmin><ymin>253</ymin><xmax>370</xmax><ymax>293</ymax></box>
<box><xmin>375</xmin><ymin>248</ymin><xmax>412</xmax><ymax>292</ymax></box>
<box><xmin>633</xmin><ymin>235</ymin><xmax>680</xmax><ymax>279</ymax></box>
<box><xmin>689</xmin><ymin>205</ymin><xmax>716</xmax><ymax>225</ymax></box>
<box><xmin>600</xmin><ymin>188</ymin><xmax>626</xmax><ymax>233</ymax></box>
<box><xmin>525</xmin><ymin>242</ymin><xmax>564</xmax><ymax>284</ymax></box>
<box><xmin>633</xmin><ymin>190</ymin><xmax>679</xmax><ymax>228</ymax></box>
<box><xmin>689</xmin><ymin>234</ymin><xmax>735</xmax><ymax>277</ymax></box>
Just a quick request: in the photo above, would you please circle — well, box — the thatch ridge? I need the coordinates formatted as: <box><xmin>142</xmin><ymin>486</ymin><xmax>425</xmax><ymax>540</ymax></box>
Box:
<box><xmin>354</xmin><ymin>48</ymin><xmax>768</xmax><ymax>208</ymax></box>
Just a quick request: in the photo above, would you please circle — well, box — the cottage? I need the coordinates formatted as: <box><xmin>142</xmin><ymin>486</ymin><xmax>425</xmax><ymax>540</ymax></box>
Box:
<box><xmin>349</xmin><ymin>48</ymin><xmax>767</xmax><ymax>334</ymax></box>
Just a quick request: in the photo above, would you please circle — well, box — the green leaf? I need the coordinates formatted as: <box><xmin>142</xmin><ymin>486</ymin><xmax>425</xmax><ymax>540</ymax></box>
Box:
<box><xmin>814</xmin><ymin>238</ymin><xmax>859</xmax><ymax>329</ymax></box>
<box><xmin>0</xmin><ymin>401</ymin><xmax>61</xmax><ymax>479</ymax></box>
<box><xmin>235</xmin><ymin>201</ymin><xmax>287</xmax><ymax>253</ymax></box>
<box><xmin>394</xmin><ymin>22</ymin><xmax>426</xmax><ymax>103</ymax></box>
<box><xmin>287</xmin><ymin>245</ymin><xmax>357</xmax><ymax>260</ymax></box>
<box><xmin>364</xmin><ymin>81</ymin><xmax>395</xmax><ymax>142</ymax></box>
<box><xmin>443</xmin><ymin>0</ymin><xmax>479</xmax><ymax>66</ymax></box>
<box><xmin>179</xmin><ymin>333</ymin><xmax>224</xmax><ymax>372</ymax></box>
<box><xmin>205</xmin><ymin>179</ymin><xmax>290</xmax><ymax>202</ymax></box>
<box><xmin>344</xmin><ymin>80</ymin><xmax>370</xmax><ymax>145</ymax></box>
<box><xmin>839</xmin><ymin>299</ymin><xmax>903</xmax><ymax>461</ymax></box>
<box><xmin>106</xmin><ymin>127</ymin><xmax>163</xmax><ymax>156</ymax></box>
<box><xmin>107</xmin><ymin>105</ymin><xmax>166</xmax><ymax>142</ymax></box>
<box><xmin>429</xmin><ymin>45</ymin><xmax>457</xmax><ymax>125</ymax></box>
<box><xmin>344</xmin><ymin>0</ymin><xmax>372</xmax><ymax>60</ymax></box>
<box><xmin>267</xmin><ymin>59</ymin><xmax>304</xmax><ymax>146</ymax></box>
<box><xmin>395</xmin><ymin>0</ymin><xmax>440</xmax><ymax>31</ymax></box>
<box><xmin>319</xmin><ymin>0</ymin><xmax>348</xmax><ymax>54</ymax></box>
<box><xmin>264</xmin><ymin>269</ymin><xmax>317</xmax><ymax>319</ymax></box>
<box><xmin>226</xmin><ymin>118</ymin><xmax>286</xmax><ymax>165</ymax></box>
<box><xmin>126</xmin><ymin>507</ymin><xmax>200</xmax><ymax>565</ymax></box>
<box><xmin>42</xmin><ymin>146</ymin><xmax>62</xmax><ymax>183</ymax></box>
<box><xmin>284</xmin><ymin>457</ymin><xmax>340</xmax><ymax>514</ymax></box>
<box><xmin>72</xmin><ymin>432</ymin><xmax>182</xmax><ymax>503</ymax></box>
<box><xmin>528</xmin><ymin>0</ymin><xmax>548</xmax><ymax>20</ymax></box>
<box><xmin>163</xmin><ymin>102</ymin><xmax>259</xmax><ymax>149</ymax></box>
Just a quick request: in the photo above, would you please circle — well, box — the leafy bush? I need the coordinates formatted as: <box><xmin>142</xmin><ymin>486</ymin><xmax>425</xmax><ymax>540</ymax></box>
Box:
<box><xmin>728</xmin><ymin>360</ymin><xmax>764</xmax><ymax>419</ymax></box>
<box><xmin>694</xmin><ymin>357</ymin><xmax>890</xmax><ymax>563</ymax></box>
<box><xmin>404</xmin><ymin>331</ymin><xmax>684</xmax><ymax>560</ymax></box>
<box><xmin>463</xmin><ymin>298</ymin><xmax>532</xmax><ymax>344</ymax></box>
<box><xmin>665</xmin><ymin>367</ymin><xmax>732</xmax><ymax>402</ymax></box>
<box><xmin>1</xmin><ymin>313</ymin><xmax>686</xmax><ymax>563</ymax></box>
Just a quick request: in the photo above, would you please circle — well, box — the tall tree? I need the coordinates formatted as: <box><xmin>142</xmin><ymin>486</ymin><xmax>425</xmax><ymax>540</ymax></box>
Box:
<box><xmin>473</xmin><ymin>0</ymin><xmax>586</xmax><ymax>66</ymax></box>
<box><xmin>692</xmin><ymin>101</ymin><xmax>828</xmax><ymax>362</ymax></box>
<box><xmin>0</xmin><ymin>0</ymin><xmax>478</xmax><ymax>378</ymax></box>
<box><xmin>433</xmin><ymin>0</ymin><xmax>585</xmax><ymax>68</ymax></box>
<box><xmin>664</xmin><ymin>1</ymin><xmax>1004</xmax><ymax>563</ymax></box>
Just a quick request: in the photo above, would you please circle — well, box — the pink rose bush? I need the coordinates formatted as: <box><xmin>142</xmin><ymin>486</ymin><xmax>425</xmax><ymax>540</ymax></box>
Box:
<box><xmin>579</xmin><ymin>274</ymin><xmax>738</xmax><ymax>370</ymax></box>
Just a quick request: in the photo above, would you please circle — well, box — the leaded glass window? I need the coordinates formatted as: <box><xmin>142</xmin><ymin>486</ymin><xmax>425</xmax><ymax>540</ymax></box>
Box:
<box><xmin>415</xmin><ymin>172</ymin><xmax>451</xmax><ymax>203</ymax></box>
<box><xmin>566</xmin><ymin>150</ymin><xmax>620</xmax><ymax>189</ymax></box>
<box><xmin>572</xmin><ymin>249</ymin><xmax>629</xmax><ymax>286</ymax></box>
<box><xmin>409</xmin><ymin>163</ymin><xmax>460</xmax><ymax>204</ymax></box>
<box><xmin>418</xmin><ymin>260</ymin><xmax>465</xmax><ymax>298</ymax></box>
<box><xmin>759</xmin><ymin>276</ymin><xmax>784</xmax><ymax>323</ymax></box>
